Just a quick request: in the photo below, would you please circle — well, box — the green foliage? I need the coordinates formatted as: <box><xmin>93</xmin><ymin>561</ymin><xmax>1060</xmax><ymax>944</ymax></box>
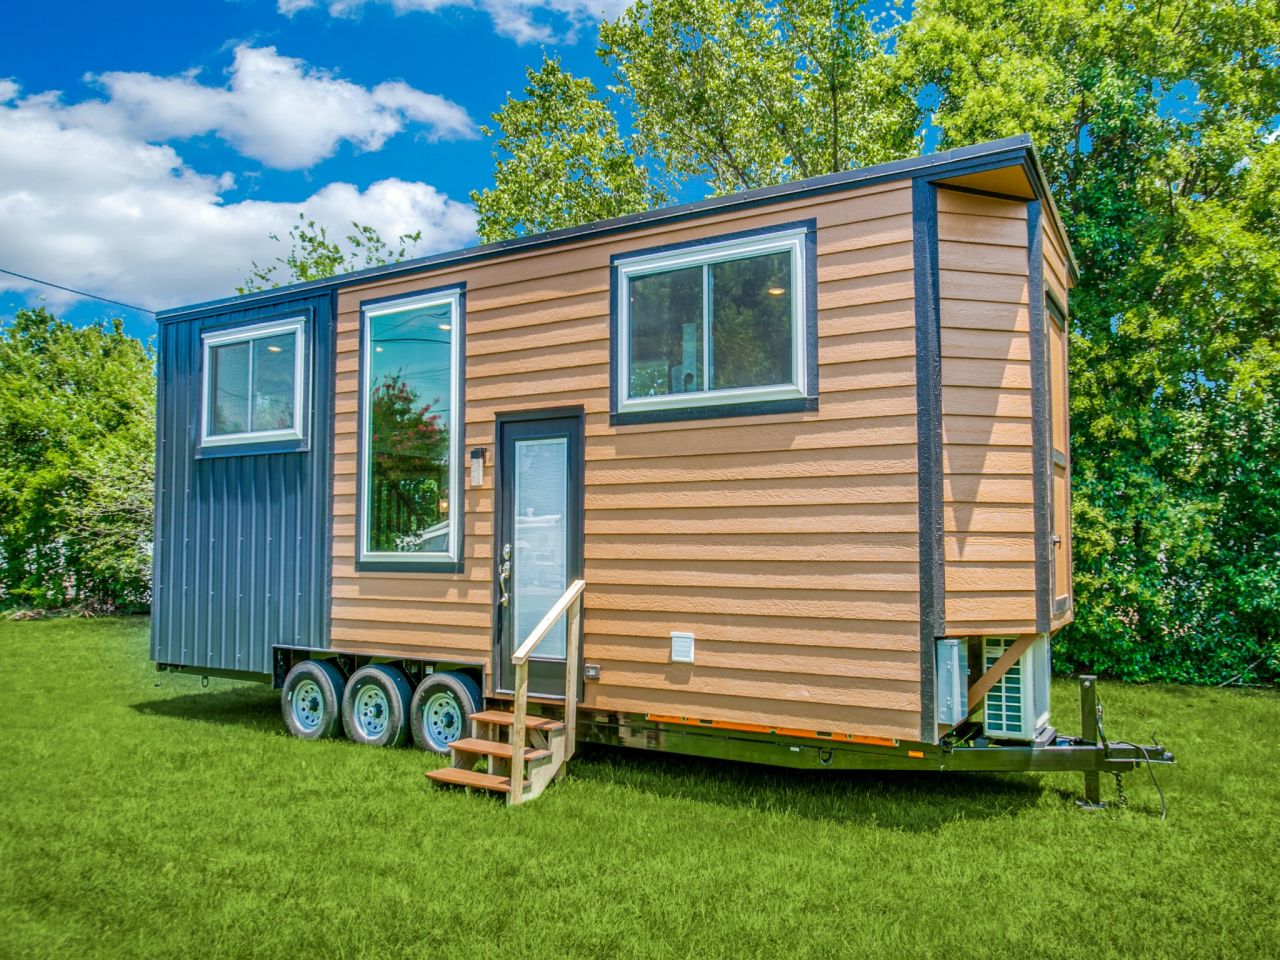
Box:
<box><xmin>899</xmin><ymin>0</ymin><xmax>1280</xmax><ymax>683</ymax></box>
<box><xmin>369</xmin><ymin>374</ymin><xmax>449</xmax><ymax>480</ymax></box>
<box><xmin>239</xmin><ymin>213</ymin><xmax>422</xmax><ymax>293</ymax></box>
<box><xmin>368</xmin><ymin>374</ymin><xmax>449</xmax><ymax>552</ymax></box>
<box><xmin>473</xmin><ymin>3</ymin><xmax>918</xmax><ymax>242</ymax></box>
<box><xmin>0</xmin><ymin>309</ymin><xmax>155</xmax><ymax>610</ymax></box>
<box><xmin>471</xmin><ymin>57</ymin><xmax>663</xmax><ymax>242</ymax></box>
<box><xmin>600</xmin><ymin>0</ymin><xmax>918</xmax><ymax>194</ymax></box>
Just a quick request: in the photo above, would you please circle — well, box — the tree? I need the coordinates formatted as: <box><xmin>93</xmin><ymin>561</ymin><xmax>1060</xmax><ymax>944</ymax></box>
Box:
<box><xmin>368</xmin><ymin>374</ymin><xmax>450</xmax><ymax>553</ymax></box>
<box><xmin>473</xmin><ymin>2</ymin><xmax>918</xmax><ymax>242</ymax></box>
<box><xmin>0</xmin><ymin>308</ymin><xmax>155</xmax><ymax>610</ymax></box>
<box><xmin>899</xmin><ymin>0</ymin><xmax>1280</xmax><ymax>682</ymax></box>
<box><xmin>239</xmin><ymin>214</ymin><xmax>422</xmax><ymax>293</ymax></box>
<box><xmin>600</xmin><ymin>0</ymin><xmax>918</xmax><ymax>194</ymax></box>
<box><xmin>369</xmin><ymin>373</ymin><xmax>449</xmax><ymax>482</ymax></box>
<box><xmin>471</xmin><ymin>57</ymin><xmax>663</xmax><ymax>242</ymax></box>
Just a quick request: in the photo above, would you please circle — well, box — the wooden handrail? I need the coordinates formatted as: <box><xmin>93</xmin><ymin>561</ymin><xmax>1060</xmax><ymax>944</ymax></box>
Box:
<box><xmin>512</xmin><ymin>579</ymin><xmax>586</xmax><ymax>664</ymax></box>
<box><xmin>509</xmin><ymin>578</ymin><xmax>585</xmax><ymax>806</ymax></box>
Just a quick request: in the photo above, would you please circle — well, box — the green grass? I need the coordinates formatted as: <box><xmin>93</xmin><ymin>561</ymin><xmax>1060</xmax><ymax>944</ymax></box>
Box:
<box><xmin>1</xmin><ymin>618</ymin><xmax>1276</xmax><ymax>959</ymax></box>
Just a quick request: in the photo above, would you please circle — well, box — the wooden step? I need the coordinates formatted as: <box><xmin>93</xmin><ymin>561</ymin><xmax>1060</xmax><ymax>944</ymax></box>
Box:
<box><xmin>450</xmin><ymin>737</ymin><xmax>552</xmax><ymax>762</ymax></box>
<box><xmin>425</xmin><ymin>766</ymin><xmax>526</xmax><ymax>794</ymax></box>
<box><xmin>471</xmin><ymin>709</ymin><xmax>565</xmax><ymax>732</ymax></box>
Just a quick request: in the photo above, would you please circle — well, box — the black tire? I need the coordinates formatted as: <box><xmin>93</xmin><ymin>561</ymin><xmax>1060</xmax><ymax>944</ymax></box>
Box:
<box><xmin>281</xmin><ymin>660</ymin><xmax>346</xmax><ymax>740</ymax></box>
<box><xmin>342</xmin><ymin>664</ymin><xmax>412</xmax><ymax>747</ymax></box>
<box><xmin>410</xmin><ymin>671</ymin><xmax>483</xmax><ymax>754</ymax></box>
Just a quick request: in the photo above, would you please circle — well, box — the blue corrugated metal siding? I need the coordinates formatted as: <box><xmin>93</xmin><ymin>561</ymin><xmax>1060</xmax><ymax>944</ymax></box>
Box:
<box><xmin>151</xmin><ymin>292</ymin><xmax>334</xmax><ymax>678</ymax></box>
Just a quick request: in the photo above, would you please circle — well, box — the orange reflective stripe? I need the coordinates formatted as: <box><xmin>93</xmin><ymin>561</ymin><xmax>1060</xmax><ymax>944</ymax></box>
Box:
<box><xmin>645</xmin><ymin>714</ymin><xmax>900</xmax><ymax>748</ymax></box>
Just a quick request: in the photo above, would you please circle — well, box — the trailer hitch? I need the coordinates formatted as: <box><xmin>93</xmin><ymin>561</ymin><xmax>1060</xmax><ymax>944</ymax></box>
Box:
<box><xmin>1078</xmin><ymin>675</ymin><xmax>1174</xmax><ymax>816</ymax></box>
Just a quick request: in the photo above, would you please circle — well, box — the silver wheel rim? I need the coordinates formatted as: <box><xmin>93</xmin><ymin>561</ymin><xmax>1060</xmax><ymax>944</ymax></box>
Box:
<box><xmin>291</xmin><ymin>679</ymin><xmax>324</xmax><ymax>732</ymax></box>
<box><xmin>423</xmin><ymin>691</ymin><xmax>463</xmax><ymax>749</ymax></box>
<box><xmin>354</xmin><ymin>683</ymin><xmax>390</xmax><ymax>739</ymax></box>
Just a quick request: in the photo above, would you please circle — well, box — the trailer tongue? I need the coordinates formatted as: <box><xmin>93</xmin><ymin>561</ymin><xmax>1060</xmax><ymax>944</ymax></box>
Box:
<box><xmin>938</xmin><ymin>675</ymin><xmax>1174</xmax><ymax>812</ymax></box>
<box><xmin>568</xmin><ymin>675</ymin><xmax>1174</xmax><ymax>812</ymax></box>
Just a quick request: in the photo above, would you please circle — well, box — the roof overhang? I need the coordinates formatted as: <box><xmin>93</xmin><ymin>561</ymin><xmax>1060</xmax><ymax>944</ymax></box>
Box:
<box><xmin>158</xmin><ymin>135</ymin><xmax>1078</xmax><ymax>323</ymax></box>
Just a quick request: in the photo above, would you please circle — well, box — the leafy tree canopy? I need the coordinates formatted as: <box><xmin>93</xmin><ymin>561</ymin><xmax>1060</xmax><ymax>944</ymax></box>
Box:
<box><xmin>0</xmin><ymin>308</ymin><xmax>155</xmax><ymax>610</ymax></box>
<box><xmin>471</xmin><ymin>57</ymin><xmax>664</xmax><ymax>240</ymax></box>
<box><xmin>600</xmin><ymin>0</ymin><xmax>918</xmax><ymax>195</ymax></box>
<box><xmin>239</xmin><ymin>213</ymin><xmax>422</xmax><ymax>293</ymax></box>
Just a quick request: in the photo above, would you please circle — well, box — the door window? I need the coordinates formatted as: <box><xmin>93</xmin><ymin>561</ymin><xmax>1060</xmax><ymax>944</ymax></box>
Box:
<box><xmin>512</xmin><ymin>437</ymin><xmax>569</xmax><ymax>659</ymax></box>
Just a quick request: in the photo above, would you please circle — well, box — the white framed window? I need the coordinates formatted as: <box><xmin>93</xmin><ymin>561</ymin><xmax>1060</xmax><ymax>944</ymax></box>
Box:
<box><xmin>200</xmin><ymin>317</ymin><xmax>306</xmax><ymax>447</ymax></box>
<box><xmin>359</xmin><ymin>288</ymin><xmax>463</xmax><ymax>568</ymax></box>
<box><xmin>614</xmin><ymin>225</ymin><xmax>810</xmax><ymax>418</ymax></box>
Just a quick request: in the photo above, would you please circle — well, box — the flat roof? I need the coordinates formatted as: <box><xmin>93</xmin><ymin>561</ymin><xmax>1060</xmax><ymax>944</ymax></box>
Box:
<box><xmin>158</xmin><ymin>134</ymin><xmax>1077</xmax><ymax>323</ymax></box>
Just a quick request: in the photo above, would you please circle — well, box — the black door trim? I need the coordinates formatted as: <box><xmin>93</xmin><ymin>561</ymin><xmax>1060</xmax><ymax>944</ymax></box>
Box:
<box><xmin>491</xmin><ymin>406</ymin><xmax>585</xmax><ymax>698</ymax></box>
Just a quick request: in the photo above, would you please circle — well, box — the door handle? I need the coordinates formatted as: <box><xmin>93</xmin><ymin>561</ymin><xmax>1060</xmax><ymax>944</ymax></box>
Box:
<box><xmin>498</xmin><ymin>542</ymin><xmax>512</xmax><ymax>607</ymax></box>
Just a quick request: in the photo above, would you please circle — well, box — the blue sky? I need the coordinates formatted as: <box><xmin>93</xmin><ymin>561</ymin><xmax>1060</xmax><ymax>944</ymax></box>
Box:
<box><xmin>1</xmin><ymin>0</ymin><xmax>629</xmax><ymax>340</ymax></box>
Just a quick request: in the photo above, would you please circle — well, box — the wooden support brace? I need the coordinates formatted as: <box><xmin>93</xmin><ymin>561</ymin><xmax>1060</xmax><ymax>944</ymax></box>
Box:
<box><xmin>967</xmin><ymin>633</ymin><xmax>1037</xmax><ymax>708</ymax></box>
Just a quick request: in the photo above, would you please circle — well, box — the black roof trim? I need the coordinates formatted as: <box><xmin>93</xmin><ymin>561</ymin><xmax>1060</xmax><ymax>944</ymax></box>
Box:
<box><xmin>158</xmin><ymin>135</ymin><xmax>1074</xmax><ymax>323</ymax></box>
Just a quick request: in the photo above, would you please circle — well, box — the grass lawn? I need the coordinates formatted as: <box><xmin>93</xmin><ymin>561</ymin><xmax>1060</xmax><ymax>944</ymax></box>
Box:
<box><xmin>1</xmin><ymin>618</ymin><xmax>1275</xmax><ymax>959</ymax></box>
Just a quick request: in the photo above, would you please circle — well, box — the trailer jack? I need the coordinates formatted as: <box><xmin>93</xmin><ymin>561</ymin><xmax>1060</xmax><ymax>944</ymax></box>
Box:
<box><xmin>1077</xmin><ymin>674</ymin><xmax>1174</xmax><ymax>815</ymax></box>
<box><xmin>938</xmin><ymin>675</ymin><xmax>1174</xmax><ymax>815</ymax></box>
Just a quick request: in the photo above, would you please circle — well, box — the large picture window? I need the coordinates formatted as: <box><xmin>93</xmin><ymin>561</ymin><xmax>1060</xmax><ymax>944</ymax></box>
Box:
<box><xmin>613</xmin><ymin>223</ymin><xmax>814</xmax><ymax>422</ymax></box>
<box><xmin>201</xmin><ymin>317</ymin><xmax>306</xmax><ymax>448</ymax></box>
<box><xmin>359</xmin><ymin>288</ymin><xmax>463</xmax><ymax>567</ymax></box>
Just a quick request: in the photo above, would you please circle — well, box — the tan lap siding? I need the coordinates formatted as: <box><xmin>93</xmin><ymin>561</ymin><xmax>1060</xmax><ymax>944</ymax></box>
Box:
<box><xmin>937</xmin><ymin>189</ymin><xmax>1037</xmax><ymax>635</ymax></box>
<box><xmin>331</xmin><ymin>181</ymin><xmax>922</xmax><ymax>740</ymax></box>
<box><xmin>1043</xmin><ymin>217</ymin><xmax>1071</xmax><ymax>313</ymax></box>
<box><xmin>1045</xmin><ymin>219</ymin><xmax>1074</xmax><ymax>628</ymax></box>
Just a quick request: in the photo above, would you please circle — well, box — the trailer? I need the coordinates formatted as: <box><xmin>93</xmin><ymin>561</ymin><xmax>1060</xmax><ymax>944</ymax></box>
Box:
<box><xmin>152</xmin><ymin>135</ymin><xmax>1173</xmax><ymax>806</ymax></box>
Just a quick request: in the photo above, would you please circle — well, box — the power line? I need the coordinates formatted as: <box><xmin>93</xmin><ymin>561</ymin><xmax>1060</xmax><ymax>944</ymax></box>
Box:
<box><xmin>0</xmin><ymin>267</ymin><xmax>156</xmax><ymax>316</ymax></box>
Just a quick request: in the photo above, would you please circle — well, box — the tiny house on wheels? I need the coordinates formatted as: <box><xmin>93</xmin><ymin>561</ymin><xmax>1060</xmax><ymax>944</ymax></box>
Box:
<box><xmin>152</xmin><ymin>136</ymin><xmax>1171</xmax><ymax>806</ymax></box>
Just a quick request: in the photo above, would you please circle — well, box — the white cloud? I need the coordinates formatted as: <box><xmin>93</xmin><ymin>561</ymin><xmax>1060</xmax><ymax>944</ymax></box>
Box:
<box><xmin>65</xmin><ymin>45</ymin><xmax>476</xmax><ymax>170</ymax></box>
<box><xmin>0</xmin><ymin>83</ymin><xmax>477</xmax><ymax>312</ymax></box>
<box><xmin>281</xmin><ymin>0</ymin><xmax>631</xmax><ymax>45</ymax></box>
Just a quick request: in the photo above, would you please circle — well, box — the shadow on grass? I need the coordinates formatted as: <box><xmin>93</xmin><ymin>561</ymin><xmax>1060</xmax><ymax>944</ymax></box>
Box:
<box><xmin>128</xmin><ymin>690</ymin><xmax>1047</xmax><ymax>829</ymax></box>
<box><xmin>567</xmin><ymin>742</ymin><xmax>1046</xmax><ymax>830</ymax></box>
<box><xmin>130</xmin><ymin>686</ymin><xmax>280</xmax><ymax>735</ymax></box>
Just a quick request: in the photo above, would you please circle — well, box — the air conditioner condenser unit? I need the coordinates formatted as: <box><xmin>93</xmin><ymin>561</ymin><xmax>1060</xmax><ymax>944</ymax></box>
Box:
<box><xmin>981</xmin><ymin>635</ymin><xmax>1051</xmax><ymax>740</ymax></box>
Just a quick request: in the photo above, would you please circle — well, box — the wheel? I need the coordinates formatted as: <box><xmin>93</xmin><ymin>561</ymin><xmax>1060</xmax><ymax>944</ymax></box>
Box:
<box><xmin>281</xmin><ymin>660</ymin><xmax>346</xmax><ymax>740</ymax></box>
<box><xmin>341</xmin><ymin>664</ymin><xmax>412</xmax><ymax>747</ymax></box>
<box><xmin>410</xmin><ymin>671</ymin><xmax>483</xmax><ymax>754</ymax></box>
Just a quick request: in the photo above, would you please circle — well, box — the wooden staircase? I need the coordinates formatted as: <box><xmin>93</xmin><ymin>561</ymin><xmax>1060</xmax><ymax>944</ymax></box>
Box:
<box><xmin>426</xmin><ymin>580</ymin><xmax>584</xmax><ymax>805</ymax></box>
<box><xmin>425</xmin><ymin>709</ymin><xmax>568</xmax><ymax>800</ymax></box>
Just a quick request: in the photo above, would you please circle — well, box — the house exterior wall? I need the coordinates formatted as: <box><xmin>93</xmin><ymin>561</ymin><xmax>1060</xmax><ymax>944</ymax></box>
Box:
<box><xmin>936</xmin><ymin>189</ymin><xmax>1039</xmax><ymax>636</ymax></box>
<box><xmin>149</xmin><ymin>138</ymin><xmax>1079</xmax><ymax>745</ymax></box>
<box><xmin>151</xmin><ymin>292</ymin><xmax>335</xmax><ymax>676</ymax></box>
<box><xmin>934</xmin><ymin>187</ymin><xmax>1074</xmax><ymax>640</ymax></box>
<box><xmin>329</xmin><ymin>180</ymin><xmax>927</xmax><ymax>741</ymax></box>
<box><xmin>1044</xmin><ymin>217</ymin><xmax>1075</xmax><ymax>628</ymax></box>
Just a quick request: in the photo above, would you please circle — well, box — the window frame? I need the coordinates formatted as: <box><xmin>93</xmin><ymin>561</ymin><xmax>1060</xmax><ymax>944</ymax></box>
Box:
<box><xmin>357</xmin><ymin>285</ymin><xmax>465</xmax><ymax>572</ymax></box>
<box><xmin>199</xmin><ymin>316</ymin><xmax>307</xmax><ymax>450</ymax></box>
<box><xmin>611</xmin><ymin>220</ymin><xmax>817</xmax><ymax>425</ymax></box>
